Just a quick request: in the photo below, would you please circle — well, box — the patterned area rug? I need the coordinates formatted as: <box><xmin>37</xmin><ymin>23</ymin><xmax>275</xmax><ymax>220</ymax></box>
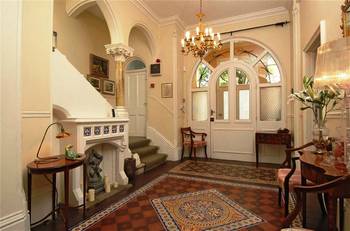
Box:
<box><xmin>151</xmin><ymin>189</ymin><xmax>263</xmax><ymax>231</ymax></box>
<box><xmin>169</xmin><ymin>160</ymin><xmax>278</xmax><ymax>187</ymax></box>
<box><xmin>72</xmin><ymin>174</ymin><xmax>284</xmax><ymax>231</ymax></box>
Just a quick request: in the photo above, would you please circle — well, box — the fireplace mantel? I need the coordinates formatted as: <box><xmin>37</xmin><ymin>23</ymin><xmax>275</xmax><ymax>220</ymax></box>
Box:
<box><xmin>60</xmin><ymin>117</ymin><xmax>131</xmax><ymax>205</ymax></box>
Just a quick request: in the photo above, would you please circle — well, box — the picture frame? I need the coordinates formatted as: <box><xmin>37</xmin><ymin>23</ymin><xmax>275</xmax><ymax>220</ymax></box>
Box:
<box><xmin>341</xmin><ymin>0</ymin><xmax>350</xmax><ymax>37</ymax></box>
<box><xmin>102</xmin><ymin>79</ymin><xmax>115</xmax><ymax>95</ymax></box>
<box><xmin>87</xmin><ymin>75</ymin><xmax>101</xmax><ymax>91</ymax></box>
<box><xmin>90</xmin><ymin>54</ymin><xmax>109</xmax><ymax>78</ymax></box>
<box><xmin>161</xmin><ymin>83</ymin><xmax>173</xmax><ymax>98</ymax></box>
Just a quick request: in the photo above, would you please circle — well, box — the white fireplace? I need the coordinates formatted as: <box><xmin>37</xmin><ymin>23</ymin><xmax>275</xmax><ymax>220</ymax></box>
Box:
<box><xmin>60</xmin><ymin>117</ymin><xmax>131</xmax><ymax>205</ymax></box>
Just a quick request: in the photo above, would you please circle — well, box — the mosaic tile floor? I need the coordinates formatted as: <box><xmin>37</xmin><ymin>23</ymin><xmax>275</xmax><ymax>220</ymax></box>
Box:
<box><xmin>72</xmin><ymin>175</ymin><xmax>283</xmax><ymax>231</ymax></box>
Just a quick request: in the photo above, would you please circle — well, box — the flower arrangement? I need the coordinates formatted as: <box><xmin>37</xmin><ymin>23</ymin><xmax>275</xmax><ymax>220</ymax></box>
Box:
<box><xmin>289</xmin><ymin>76</ymin><xmax>344</xmax><ymax>127</ymax></box>
<box><xmin>289</xmin><ymin>76</ymin><xmax>344</xmax><ymax>153</ymax></box>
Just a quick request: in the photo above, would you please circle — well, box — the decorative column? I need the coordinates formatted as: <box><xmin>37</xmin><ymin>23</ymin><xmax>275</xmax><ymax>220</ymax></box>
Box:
<box><xmin>105</xmin><ymin>43</ymin><xmax>134</xmax><ymax>118</ymax></box>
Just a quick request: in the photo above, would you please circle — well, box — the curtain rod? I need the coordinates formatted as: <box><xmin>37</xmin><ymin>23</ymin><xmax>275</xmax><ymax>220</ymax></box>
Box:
<box><xmin>221</xmin><ymin>21</ymin><xmax>290</xmax><ymax>36</ymax></box>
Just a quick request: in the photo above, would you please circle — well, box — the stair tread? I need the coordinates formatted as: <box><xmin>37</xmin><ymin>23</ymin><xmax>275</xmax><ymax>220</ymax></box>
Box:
<box><xmin>129</xmin><ymin>136</ymin><xmax>151</xmax><ymax>149</ymax></box>
<box><xmin>131</xmin><ymin>145</ymin><xmax>159</xmax><ymax>157</ymax></box>
<box><xmin>141</xmin><ymin>153</ymin><xmax>167</xmax><ymax>164</ymax></box>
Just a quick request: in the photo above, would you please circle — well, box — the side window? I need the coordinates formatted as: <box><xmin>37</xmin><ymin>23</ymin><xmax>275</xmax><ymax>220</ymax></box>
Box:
<box><xmin>216</xmin><ymin>70</ymin><xmax>229</xmax><ymax>120</ymax></box>
<box><xmin>236</xmin><ymin>68</ymin><xmax>250</xmax><ymax>120</ymax></box>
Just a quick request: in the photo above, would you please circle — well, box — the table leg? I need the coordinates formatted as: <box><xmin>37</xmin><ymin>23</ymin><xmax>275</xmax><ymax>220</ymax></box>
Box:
<box><xmin>52</xmin><ymin>173</ymin><xmax>56</xmax><ymax>220</ymax></box>
<box><xmin>83</xmin><ymin>163</ymin><xmax>87</xmax><ymax>217</ymax></box>
<box><xmin>326</xmin><ymin>195</ymin><xmax>337</xmax><ymax>231</ymax></box>
<box><xmin>255</xmin><ymin>143</ymin><xmax>259</xmax><ymax>168</ymax></box>
<box><xmin>27</xmin><ymin>171</ymin><xmax>32</xmax><ymax>223</ymax></box>
<box><xmin>301</xmin><ymin>175</ymin><xmax>307</xmax><ymax>227</ymax></box>
<box><xmin>64</xmin><ymin>168</ymin><xmax>69</xmax><ymax>230</ymax></box>
<box><xmin>340</xmin><ymin>197</ymin><xmax>344</xmax><ymax>231</ymax></box>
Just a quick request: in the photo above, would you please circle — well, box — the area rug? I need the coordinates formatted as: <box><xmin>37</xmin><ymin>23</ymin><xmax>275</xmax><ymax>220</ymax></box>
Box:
<box><xmin>72</xmin><ymin>174</ymin><xmax>284</xmax><ymax>231</ymax></box>
<box><xmin>169</xmin><ymin>160</ymin><xmax>278</xmax><ymax>187</ymax></box>
<box><xmin>151</xmin><ymin>189</ymin><xmax>263</xmax><ymax>231</ymax></box>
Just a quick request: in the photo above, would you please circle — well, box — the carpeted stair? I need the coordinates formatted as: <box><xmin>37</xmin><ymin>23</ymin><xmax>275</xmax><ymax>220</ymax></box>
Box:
<box><xmin>129</xmin><ymin>136</ymin><xmax>167</xmax><ymax>172</ymax></box>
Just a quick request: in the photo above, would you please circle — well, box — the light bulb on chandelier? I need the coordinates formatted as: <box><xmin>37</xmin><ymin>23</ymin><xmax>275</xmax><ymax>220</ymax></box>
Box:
<box><xmin>181</xmin><ymin>0</ymin><xmax>222</xmax><ymax>59</ymax></box>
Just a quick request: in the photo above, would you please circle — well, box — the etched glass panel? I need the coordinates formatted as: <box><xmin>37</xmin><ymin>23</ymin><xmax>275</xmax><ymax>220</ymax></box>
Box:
<box><xmin>255</xmin><ymin>53</ymin><xmax>281</xmax><ymax>83</ymax></box>
<box><xmin>234</xmin><ymin>40</ymin><xmax>265</xmax><ymax>64</ymax></box>
<box><xmin>216</xmin><ymin>70</ymin><xmax>229</xmax><ymax>120</ymax></box>
<box><xmin>204</xmin><ymin>42</ymin><xmax>230</xmax><ymax>68</ymax></box>
<box><xmin>192</xmin><ymin>91</ymin><xmax>208</xmax><ymax>121</ymax></box>
<box><xmin>192</xmin><ymin>63</ymin><xmax>212</xmax><ymax>88</ymax></box>
<box><xmin>260</xmin><ymin>86</ymin><xmax>281</xmax><ymax>121</ymax></box>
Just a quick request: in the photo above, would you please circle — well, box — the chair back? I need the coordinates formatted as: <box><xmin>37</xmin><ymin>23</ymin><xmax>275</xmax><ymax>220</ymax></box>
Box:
<box><xmin>181</xmin><ymin>127</ymin><xmax>193</xmax><ymax>144</ymax></box>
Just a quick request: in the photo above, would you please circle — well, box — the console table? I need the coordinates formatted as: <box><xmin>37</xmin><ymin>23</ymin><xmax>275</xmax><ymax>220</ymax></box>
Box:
<box><xmin>300</xmin><ymin>151</ymin><xmax>349</xmax><ymax>231</ymax></box>
<box><xmin>255</xmin><ymin>132</ymin><xmax>292</xmax><ymax>167</ymax></box>
<box><xmin>27</xmin><ymin>155</ymin><xmax>86</xmax><ymax>230</ymax></box>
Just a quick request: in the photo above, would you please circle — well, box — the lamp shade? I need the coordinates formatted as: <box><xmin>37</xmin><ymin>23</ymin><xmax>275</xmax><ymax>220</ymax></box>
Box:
<box><xmin>314</xmin><ymin>37</ymin><xmax>350</xmax><ymax>89</ymax></box>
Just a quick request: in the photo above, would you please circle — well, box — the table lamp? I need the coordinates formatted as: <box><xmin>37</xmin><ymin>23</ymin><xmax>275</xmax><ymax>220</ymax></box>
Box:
<box><xmin>314</xmin><ymin>37</ymin><xmax>350</xmax><ymax>164</ymax></box>
<box><xmin>35</xmin><ymin>122</ymin><xmax>70</xmax><ymax>163</ymax></box>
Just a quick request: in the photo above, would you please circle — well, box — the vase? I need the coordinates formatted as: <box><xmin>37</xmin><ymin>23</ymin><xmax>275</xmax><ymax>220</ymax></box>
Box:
<box><xmin>312</xmin><ymin>106</ymin><xmax>329</xmax><ymax>154</ymax></box>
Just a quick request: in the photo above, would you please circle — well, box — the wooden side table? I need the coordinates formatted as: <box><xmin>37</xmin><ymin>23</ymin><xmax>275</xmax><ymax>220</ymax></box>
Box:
<box><xmin>300</xmin><ymin>151</ymin><xmax>349</xmax><ymax>231</ymax></box>
<box><xmin>255</xmin><ymin>132</ymin><xmax>292</xmax><ymax>167</ymax></box>
<box><xmin>27</xmin><ymin>155</ymin><xmax>86</xmax><ymax>230</ymax></box>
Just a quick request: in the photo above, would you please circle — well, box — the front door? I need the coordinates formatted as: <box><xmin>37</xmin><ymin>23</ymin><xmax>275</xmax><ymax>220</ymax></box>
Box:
<box><xmin>209</xmin><ymin>61</ymin><xmax>256</xmax><ymax>161</ymax></box>
<box><xmin>126</xmin><ymin>69</ymin><xmax>146</xmax><ymax>136</ymax></box>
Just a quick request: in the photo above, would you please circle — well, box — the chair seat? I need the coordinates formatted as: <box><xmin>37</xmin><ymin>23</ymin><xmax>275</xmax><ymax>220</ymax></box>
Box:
<box><xmin>277</xmin><ymin>168</ymin><xmax>314</xmax><ymax>189</ymax></box>
<box><xmin>277</xmin><ymin>168</ymin><xmax>302</xmax><ymax>188</ymax></box>
<box><xmin>281</xmin><ymin>228</ymin><xmax>313</xmax><ymax>231</ymax></box>
<box><xmin>183</xmin><ymin>140</ymin><xmax>207</xmax><ymax>147</ymax></box>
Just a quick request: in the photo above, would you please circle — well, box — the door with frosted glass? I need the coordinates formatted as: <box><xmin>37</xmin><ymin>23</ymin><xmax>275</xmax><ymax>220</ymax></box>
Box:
<box><xmin>209</xmin><ymin>62</ymin><xmax>256</xmax><ymax>161</ymax></box>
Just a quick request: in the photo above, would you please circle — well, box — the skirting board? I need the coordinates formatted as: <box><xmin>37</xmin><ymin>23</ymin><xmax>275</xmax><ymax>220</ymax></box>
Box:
<box><xmin>146</xmin><ymin>127</ymin><xmax>180</xmax><ymax>161</ymax></box>
<box><xmin>0</xmin><ymin>209</ymin><xmax>29</xmax><ymax>231</ymax></box>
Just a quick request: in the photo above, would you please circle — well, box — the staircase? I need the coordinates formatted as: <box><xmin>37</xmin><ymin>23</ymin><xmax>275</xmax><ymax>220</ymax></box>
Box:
<box><xmin>129</xmin><ymin>136</ymin><xmax>167</xmax><ymax>172</ymax></box>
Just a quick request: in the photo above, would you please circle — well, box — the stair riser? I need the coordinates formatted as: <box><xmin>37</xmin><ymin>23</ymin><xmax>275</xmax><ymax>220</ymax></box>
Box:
<box><xmin>129</xmin><ymin>139</ymin><xmax>151</xmax><ymax>149</ymax></box>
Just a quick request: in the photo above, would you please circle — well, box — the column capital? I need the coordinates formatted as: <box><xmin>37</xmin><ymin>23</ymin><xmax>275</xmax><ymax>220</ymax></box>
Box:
<box><xmin>105</xmin><ymin>43</ymin><xmax>134</xmax><ymax>62</ymax></box>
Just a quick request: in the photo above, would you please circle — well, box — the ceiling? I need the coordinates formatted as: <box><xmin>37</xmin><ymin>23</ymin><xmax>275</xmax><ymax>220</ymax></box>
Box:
<box><xmin>142</xmin><ymin>0</ymin><xmax>292</xmax><ymax>25</ymax></box>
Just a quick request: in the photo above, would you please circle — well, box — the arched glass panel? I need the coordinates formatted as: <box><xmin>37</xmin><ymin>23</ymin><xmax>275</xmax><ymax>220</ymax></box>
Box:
<box><xmin>204</xmin><ymin>42</ymin><xmax>230</xmax><ymax>68</ymax></box>
<box><xmin>192</xmin><ymin>63</ymin><xmax>211</xmax><ymax>88</ymax></box>
<box><xmin>236</xmin><ymin>68</ymin><xmax>250</xmax><ymax>120</ymax></box>
<box><xmin>216</xmin><ymin>70</ymin><xmax>229</xmax><ymax>120</ymax></box>
<box><xmin>126</xmin><ymin>60</ymin><xmax>146</xmax><ymax>70</ymax></box>
<box><xmin>234</xmin><ymin>40</ymin><xmax>265</xmax><ymax>64</ymax></box>
<box><xmin>255</xmin><ymin>53</ymin><xmax>281</xmax><ymax>83</ymax></box>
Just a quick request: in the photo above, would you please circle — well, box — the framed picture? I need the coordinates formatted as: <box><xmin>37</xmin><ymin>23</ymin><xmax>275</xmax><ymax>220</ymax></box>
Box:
<box><xmin>102</xmin><ymin>79</ymin><xmax>115</xmax><ymax>95</ymax></box>
<box><xmin>90</xmin><ymin>54</ymin><xmax>109</xmax><ymax>78</ymax></box>
<box><xmin>161</xmin><ymin>83</ymin><xmax>173</xmax><ymax>98</ymax></box>
<box><xmin>87</xmin><ymin>75</ymin><xmax>101</xmax><ymax>91</ymax></box>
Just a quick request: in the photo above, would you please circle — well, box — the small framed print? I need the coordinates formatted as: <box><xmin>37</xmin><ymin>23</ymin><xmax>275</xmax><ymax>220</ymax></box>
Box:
<box><xmin>87</xmin><ymin>75</ymin><xmax>101</xmax><ymax>91</ymax></box>
<box><xmin>161</xmin><ymin>83</ymin><xmax>173</xmax><ymax>98</ymax></box>
<box><xmin>90</xmin><ymin>54</ymin><xmax>109</xmax><ymax>78</ymax></box>
<box><xmin>102</xmin><ymin>79</ymin><xmax>115</xmax><ymax>95</ymax></box>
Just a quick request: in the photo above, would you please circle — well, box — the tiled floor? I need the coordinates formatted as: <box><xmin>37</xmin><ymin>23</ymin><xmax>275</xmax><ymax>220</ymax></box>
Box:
<box><xmin>85</xmin><ymin>175</ymin><xmax>282</xmax><ymax>231</ymax></box>
<box><xmin>32</xmin><ymin>159</ymin><xmax>327</xmax><ymax>231</ymax></box>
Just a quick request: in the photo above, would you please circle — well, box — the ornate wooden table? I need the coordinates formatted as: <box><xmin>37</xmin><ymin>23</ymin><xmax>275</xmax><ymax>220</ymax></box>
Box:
<box><xmin>27</xmin><ymin>155</ymin><xmax>86</xmax><ymax>230</ymax></box>
<box><xmin>300</xmin><ymin>151</ymin><xmax>349</xmax><ymax>231</ymax></box>
<box><xmin>255</xmin><ymin>132</ymin><xmax>292</xmax><ymax>167</ymax></box>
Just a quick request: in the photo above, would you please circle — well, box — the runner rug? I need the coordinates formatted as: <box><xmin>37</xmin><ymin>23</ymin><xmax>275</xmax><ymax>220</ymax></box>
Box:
<box><xmin>169</xmin><ymin>160</ymin><xmax>278</xmax><ymax>187</ymax></box>
<box><xmin>72</xmin><ymin>174</ymin><xmax>284</xmax><ymax>231</ymax></box>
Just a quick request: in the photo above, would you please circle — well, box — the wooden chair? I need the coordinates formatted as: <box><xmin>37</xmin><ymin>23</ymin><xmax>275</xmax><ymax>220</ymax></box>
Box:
<box><xmin>276</xmin><ymin>142</ymin><xmax>326</xmax><ymax>216</ymax></box>
<box><xmin>180</xmin><ymin>127</ymin><xmax>207</xmax><ymax>160</ymax></box>
<box><xmin>281</xmin><ymin>174</ymin><xmax>350</xmax><ymax>231</ymax></box>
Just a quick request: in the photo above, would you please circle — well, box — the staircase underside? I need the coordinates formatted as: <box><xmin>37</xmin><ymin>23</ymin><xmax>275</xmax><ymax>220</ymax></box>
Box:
<box><xmin>129</xmin><ymin>136</ymin><xmax>167</xmax><ymax>172</ymax></box>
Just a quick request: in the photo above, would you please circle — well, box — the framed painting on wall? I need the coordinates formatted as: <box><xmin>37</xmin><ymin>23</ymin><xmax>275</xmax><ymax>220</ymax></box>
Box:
<box><xmin>102</xmin><ymin>79</ymin><xmax>115</xmax><ymax>95</ymax></box>
<box><xmin>161</xmin><ymin>83</ymin><xmax>173</xmax><ymax>98</ymax></box>
<box><xmin>87</xmin><ymin>75</ymin><xmax>101</xmax><ymax>91</ymax></box>
<box><xmin>90</xmin><ymin>54</ymin><xmax>109</xmax><ymax>78</ymax></box>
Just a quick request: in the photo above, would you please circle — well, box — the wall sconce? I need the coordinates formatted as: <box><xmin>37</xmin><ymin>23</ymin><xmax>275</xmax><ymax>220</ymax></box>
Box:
<box><xmin>52</xmin><ymin>31</ymin><xmax>57</xmax><ymax>52</ymax></box>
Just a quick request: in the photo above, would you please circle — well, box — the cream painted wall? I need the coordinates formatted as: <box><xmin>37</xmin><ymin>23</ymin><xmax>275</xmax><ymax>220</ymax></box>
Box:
<box><xmin>0</xmin><ymin>1</ymin><xmax>29</xmax><ymax>230</ymax></box>
<box><xmin>53</xmin><ymin>0</ymin><xmax>116</xmax><ymax>105</ymax></box>
<box><xmin>21</xmin><ymin>0</ymin><xmax>54</xmax><ymax>224</ymax></box>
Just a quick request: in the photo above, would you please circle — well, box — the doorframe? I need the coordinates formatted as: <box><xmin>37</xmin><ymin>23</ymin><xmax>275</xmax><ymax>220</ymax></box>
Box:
<box><xmin>125</xmin><ymin>57</ymin><xmax>148</xmax><ymax>137</ymax></box>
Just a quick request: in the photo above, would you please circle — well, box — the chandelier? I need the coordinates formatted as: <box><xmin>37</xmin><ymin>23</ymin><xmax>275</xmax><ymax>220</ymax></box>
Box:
<box><xmin>181</xmin><ymin>0</ymin><xmax>222</xmax><ymax>59</ymax></box>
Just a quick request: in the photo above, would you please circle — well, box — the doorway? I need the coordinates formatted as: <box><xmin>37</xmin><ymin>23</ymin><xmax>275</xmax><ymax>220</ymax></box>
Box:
<box><xmin>189</xmin><ymin>38</ymin><xmax>284</xmax><ymax>161</ymax></box>
<box><xmin>125</xmin><ymin>59</ymin><xmax>147</xmax><ymax>137</ymax></box>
